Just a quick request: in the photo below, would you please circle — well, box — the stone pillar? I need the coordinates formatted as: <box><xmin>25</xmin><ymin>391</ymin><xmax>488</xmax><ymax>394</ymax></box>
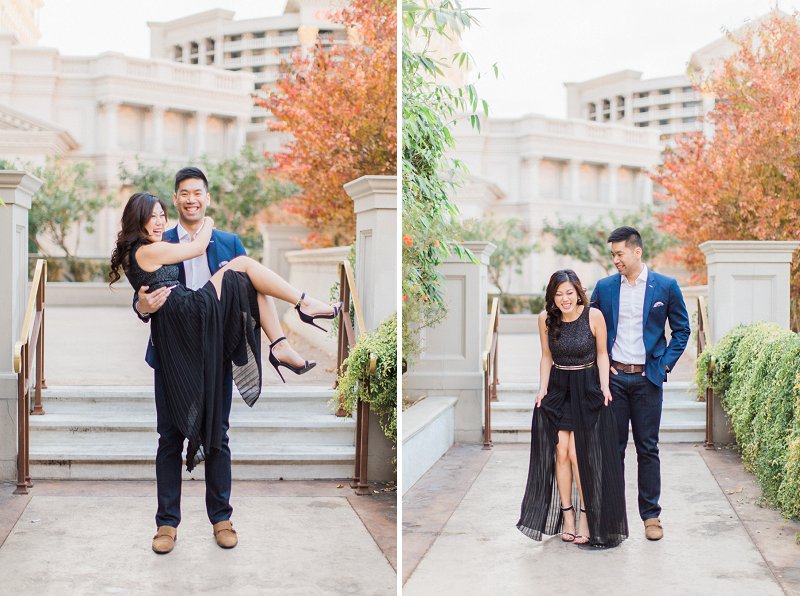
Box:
<box><xmin>700</xmin><ymin>240</ymin><xmax>800</xmax><ymax>443</ymax></box>
<box><xmin>151</xmin><ymin>105</ymin><xmax>165</xmax><ymax>154</ymax></box>
<box><xmin>214</xmin><ymin>36</ymin><xmax>224</xmax><ymax>66</ymax></box>
<box><xmin>607</xmin><ymin>163</ymin><xmax>619</xmax><ymax>205</ymax></box>
<box><xmin>182</xmin><ymin>42</ymin><xmax>191</xmax><ymax>64</ymax></box>
<box><xmin>0</xmin><ymin>171</ymin><xmax>43</xmax><ymax>481</ymax></box>
<box><xmin>194</xmin><ymin>111</ymin><xmax>208</xmax><ymax>157</ymax></box>
<box><xmin>641</xmin><ymin>170</ymin><xmax>654</xmax><ymax>205</ymax></box>
<box><xmin>261</xmin><ymin>223</ymin><xmax>309</xmax><ymax>316</ymax></box>
<box><xmin>102</xmin><ymin>100</ymin><xmax>119</xmax><ymax>153</ymax></box>
<box><xmin>344</xmin><ymin>176</ymin><xmax>397</xmax><ymax>332</ymax></box>
<box><xmin>234</xmin><ymin>117</ymin><xmax>247</xmax><ymax>152</ymax></box>
<box><xmin>404</xmin><ymin>242</ymin><xmax>497</xmax><ymax>443</ymax></box>
<box><xmin>343</xmin><ymin>175</ymin><xmax>397</xmax><ymax>482</ymax></box>
<box><xmin>521</xmin><ymin>154</ymin><xmax>540</xmax><ymax>203</ymax></box>
<box><xmin>568</xmin><ymin>160</ymin><xmax>580</xmax><ymax>202</ymax></box>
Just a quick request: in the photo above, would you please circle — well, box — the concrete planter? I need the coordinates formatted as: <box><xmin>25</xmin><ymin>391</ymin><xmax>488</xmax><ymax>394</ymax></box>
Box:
<box><xmin>401</xmin><ymin>396</ymin><xmax>457</xmax><ymax>494</ymax></box>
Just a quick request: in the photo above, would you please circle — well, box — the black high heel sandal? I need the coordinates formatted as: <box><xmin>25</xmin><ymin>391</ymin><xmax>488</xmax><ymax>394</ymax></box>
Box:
<box><xmin>574</xmin><ymin>508</ymin><xmax>590</xmax><ymax>545</ymax></box>
<box><xmin>294</xmin><ymin>291</ymin><xmax>343</xmax><ymax>332</ymax></box>
<box><xmin>560</xmin><ymin>505</ymin><xmax>576</xmax><ymax>542</ymax></box>
<box><xmin>268</xmin><ymin>336</ymin><xmax>316</xmax><ymax>383</ymax></box>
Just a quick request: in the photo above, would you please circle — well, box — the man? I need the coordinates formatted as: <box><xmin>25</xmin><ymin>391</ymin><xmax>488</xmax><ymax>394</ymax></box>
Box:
<box><xmin>134</xmin><ymin>166</ymin><xmax>300</xmax><ymax>554</ymax></box>
<box><xmin>590</xmin><ymin>226</ymin><xmax>690</xmax><ymax>541</ymax></box>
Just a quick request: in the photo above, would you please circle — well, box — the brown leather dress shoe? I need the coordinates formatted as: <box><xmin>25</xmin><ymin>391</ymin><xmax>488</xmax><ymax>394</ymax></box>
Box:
<box><xmin>213</xmin><ymin>520</ymin><xmax>238</xmax><ymax>549</ymax></box>
<box><xmin>152</xmin><ymin>526</ymin><xmax>177</xmax><ymax>554</ymax></box>
<box><xmin>644</xmin><ymin>518</ymin><xmax>663</xmax><ymax>541</ymax></box>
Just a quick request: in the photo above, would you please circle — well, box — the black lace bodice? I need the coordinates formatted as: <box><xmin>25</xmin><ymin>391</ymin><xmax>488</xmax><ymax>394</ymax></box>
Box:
<box><xmin>548</xmin><ymin>306</ymin><xmax>596</xmax><ymax>366</ymax></box>
<box><xmin>127</xmin><ymin>243</ymin><xmax>181</xmax><ymax>293</ymax></box>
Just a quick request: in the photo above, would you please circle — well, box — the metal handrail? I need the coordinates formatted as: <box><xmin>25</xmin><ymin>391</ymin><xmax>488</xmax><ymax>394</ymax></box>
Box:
<box><xmin>482</xmin><ymin>297</ymin><xmax>500</xmax><ymax>449</ymax></box>
<box><xmin>13</xmin><ymin>259</ymin><xmax>47</xmax><ymax>495</ymax></box>
<box><xmin>697</xmin><ymin>295</ymin><xmax>715</xmax><ymax>449</ymax></box>
<box><xmin>336</xmin><ymin>259</ymin><xmax>374</xmax><ymax>495</ymax></box>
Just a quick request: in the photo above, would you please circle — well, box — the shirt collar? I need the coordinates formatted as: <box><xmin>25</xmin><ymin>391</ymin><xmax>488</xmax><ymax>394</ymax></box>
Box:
<box><xmin>176</xmin><ymin>222</ymin><xmax>191</xmax><ymax>242</ymax></box>
<box><xmin>621</xmin><ymin>264</ymin><xmax>648</xmax><ymax>287</ymax></box>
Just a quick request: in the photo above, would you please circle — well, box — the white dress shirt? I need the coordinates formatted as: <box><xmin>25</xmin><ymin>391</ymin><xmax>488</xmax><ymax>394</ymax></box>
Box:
<box><xmin>177</xmin><ymin>223</ymin><xmax>212</xmax><ymax>291</ymax></box>
<box><xmin>612</xmin><ymin>263</ymin><xmax>648</xmax><ymax>364</ymax></box>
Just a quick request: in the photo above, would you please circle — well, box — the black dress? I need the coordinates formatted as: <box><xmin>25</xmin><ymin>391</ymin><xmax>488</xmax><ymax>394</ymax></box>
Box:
<box><xmin>127</xmin><ymin>243</ymin><xmax>262</xmax><ymax>472</ymax></box>
<box><xmin>517</xmin><ymin>306</ymin><xmax>628</xmax><ymax>547</ymax></box>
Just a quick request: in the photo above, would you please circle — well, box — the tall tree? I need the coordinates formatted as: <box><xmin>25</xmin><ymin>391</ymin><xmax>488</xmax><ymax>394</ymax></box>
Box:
<box><xmin>264</xmin><ymin>0</ymin><xmax>397</xmax><ymax>247</ymax></box>
<box><xmin>27</xmin><ymin>157</ymin><xmax>112</xmax><ymax>281</ymax></box>
<box><xmin>654</xmin><ymin>13</ymin><xmax>800</xmax><ymax>327</ymax></box>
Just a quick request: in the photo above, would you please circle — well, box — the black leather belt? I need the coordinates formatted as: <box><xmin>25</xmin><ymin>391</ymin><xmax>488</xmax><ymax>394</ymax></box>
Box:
<box><xmin>612</xmin><ymin>361</ymin><xmax>645</xmax><ymax>374</ymax></box>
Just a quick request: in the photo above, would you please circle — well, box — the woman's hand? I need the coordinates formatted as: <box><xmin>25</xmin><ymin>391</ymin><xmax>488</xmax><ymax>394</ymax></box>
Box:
<box><xmin>204</xmin><ymin>216</ymin><xmax>215</xmax><ymax>229</ymax></box>
<box><xmin>535</xmin><ymin>388</ymin><xmax>547</xmax><ymax>408</ymax></box>
<box><xmin>601</xmin><ymin>386</ymin><xmax>613</xmax><ymax>407</ymax></box>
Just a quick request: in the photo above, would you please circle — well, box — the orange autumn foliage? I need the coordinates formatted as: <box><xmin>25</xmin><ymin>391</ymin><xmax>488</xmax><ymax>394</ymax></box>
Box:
<box><xmin>263</xmin><ymin>0</ymin><xmax>397</xmax><ymax>248</ymax></box>
<box><xmin>655</xmin><ymin>13</ymin><xmax>800</xmax><ymax>326</ymax></box>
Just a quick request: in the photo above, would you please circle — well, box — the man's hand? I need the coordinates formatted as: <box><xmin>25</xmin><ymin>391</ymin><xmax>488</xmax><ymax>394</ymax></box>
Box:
<box><xmin>136</xmin><ymin>285</ymin><xmax>174</xmax><ymax>316</ymax></box>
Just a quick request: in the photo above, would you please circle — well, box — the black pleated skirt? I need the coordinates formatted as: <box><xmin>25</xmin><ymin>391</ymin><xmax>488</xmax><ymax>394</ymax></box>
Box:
<box><xmin>150</xmin><ymin>270</ymin><xmax>262</xmax><ymax>472</ymax></box>
<box><xmin>516</xmin><ymin>365</ymin><xmax>628</xmax><ymax>547</ymax></box>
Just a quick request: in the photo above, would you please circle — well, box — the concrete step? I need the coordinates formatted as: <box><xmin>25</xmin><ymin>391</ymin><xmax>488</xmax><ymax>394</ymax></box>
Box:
<box><xmin>30</xmin><ymin>444</ymin><xmax>355</xmax><ymax>480</ymax></box>
<box><xmin>40</xmin><ymin>385</ymin><xmax>338</xmax><ymax>414</ymax></box>
<box><xmin>29</xmin><ymin>385</ymin><xmax>355</xmax><ymax>480</ymax></box>
<box><xmin>490</xmin><ymin>382</ymin><xmax>706</xmax><ymax>444</ymax></box>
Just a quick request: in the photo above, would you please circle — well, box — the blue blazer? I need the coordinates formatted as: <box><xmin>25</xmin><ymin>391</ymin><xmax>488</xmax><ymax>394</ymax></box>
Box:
<box><xmin>590</xmin><ymin>269</ymin><xmax>690</xmax><ymax>387</ymax></box>
<box><xmin>134</xmin><ymin>226</ymin><xmax>247</xmax><ymax>370</ymax></box>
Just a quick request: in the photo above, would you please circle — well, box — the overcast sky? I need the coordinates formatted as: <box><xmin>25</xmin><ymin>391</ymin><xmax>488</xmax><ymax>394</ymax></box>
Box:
<box><xmin>38</xmin><ymin>1</ymin><xmax>287</xmax><ymax>58</ymax></box>
<box><xmin>461</xmin><ymin>0</ymin><xmax>798</xmax><ymax>118</ymax></box>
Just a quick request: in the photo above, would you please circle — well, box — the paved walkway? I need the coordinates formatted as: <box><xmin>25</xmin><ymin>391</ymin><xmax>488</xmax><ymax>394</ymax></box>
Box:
<box><xmin>403</xmin><ymin>443</ymin><xmax>800</xmax><ymax>595</ymax></box>
<box><xmin>0</xmin><ymin>480</ymin><xmax>396</xmax><ymax>595</ymax></box>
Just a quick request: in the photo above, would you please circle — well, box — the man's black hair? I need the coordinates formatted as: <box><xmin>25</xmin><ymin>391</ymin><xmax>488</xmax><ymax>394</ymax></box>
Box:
<box><xmin>607</xmin><ymin>226</ymin><xmax>643</xmax><ymax>250</ymax></box>
<box><xmin>174</xmin><ymin>167</ymin><xmax>208</xmax><ymax>193</ymax></box>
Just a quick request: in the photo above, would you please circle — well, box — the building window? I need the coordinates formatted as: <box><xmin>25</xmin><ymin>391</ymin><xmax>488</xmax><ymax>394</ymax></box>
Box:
<box><xmin>637</xmin><ymin>107</ymin><xmax>649</xmax><ymax>113</ymax></box>
<box><xmin>635</xmin><ymin>122</ymin><xmax>649</xmax><ymax>127</ymax></box>
<box><xmin>659</xmin><ymin>89</ymin><xmax>670</xmax><ymax>95</ymax></box>
<box><xmin>682</xmin><ymin>117</ymin><xmax>697</xmax><ymax>123</ymax></box>
<box><xmin>173</xmin><ymin>45</ymin><xmax>182</xmax><ymax>61</ymax></box>
<box><xmin>587</xmin><ymin>102</ymin><xmax>596</xmax><ymax>120</ymax></box>
<box><xmin>658</xmin><ymin>119</ymin><xmax>669</xmax><ymax>125</ymax></box>
<box><xmin>634</xmin><ymin>92</ymin><xmax>649</xmax><ymax>99</ymax></box>
<box><xmin>682</xmin><ymin>101</ymin><xmax>701</xmax><ymax>108</ymax></box>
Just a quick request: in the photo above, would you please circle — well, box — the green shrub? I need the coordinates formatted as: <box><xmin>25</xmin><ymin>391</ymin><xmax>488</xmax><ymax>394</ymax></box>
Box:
<box><xmin>696</xmin><ymin>322</ymin><xmax>800</xmax><ymax>519</ymax></box>
<box><xmin>335</xmin><ymin>314</ymin><xmax>398</xmax><ymax>446</ymax></box>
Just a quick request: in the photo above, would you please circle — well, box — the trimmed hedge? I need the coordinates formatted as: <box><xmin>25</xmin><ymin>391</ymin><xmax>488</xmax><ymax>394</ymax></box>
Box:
<box><xmin>696</xmin><ymin>322</ymin><xmax>800</xmax><ymax>519</ymax></box>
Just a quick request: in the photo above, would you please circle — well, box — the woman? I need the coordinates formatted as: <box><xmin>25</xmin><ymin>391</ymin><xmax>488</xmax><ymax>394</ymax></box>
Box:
<box><xmin>517</xmin><ymin>269</ymin><xmax>628</xmax><ymax>549</ymax></box>
<box><xmin>109</xmin><ymin>192</ymin><xmax>341</xmax><ymax>471</ymax></box>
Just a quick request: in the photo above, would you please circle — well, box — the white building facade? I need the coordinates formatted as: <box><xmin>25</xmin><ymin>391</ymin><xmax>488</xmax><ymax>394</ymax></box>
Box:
<box><xmin>0</xmin><ymin>28</ymin><xmax>253</xmax><ymax>257</ymax></box>
<box><xmin>565</xmin><ymin>70</ymin><xmax>709</xmax><ymax>147</ymax></box>
<box><xmin>148</xmin><ymin>1</ymin><xmax>347</xmax><ymax>154</ymax></box>
<box><xmin>451</xmin><ymin>114</ymin><xmax>661</xmax><ymax>292</ymax></box>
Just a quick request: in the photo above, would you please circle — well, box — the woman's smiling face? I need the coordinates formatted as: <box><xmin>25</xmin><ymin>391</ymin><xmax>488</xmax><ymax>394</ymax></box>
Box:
<box><xmin>144</xmin><ymin>202</ymin><xmax>167</xmax><ymax>242</ymax></box>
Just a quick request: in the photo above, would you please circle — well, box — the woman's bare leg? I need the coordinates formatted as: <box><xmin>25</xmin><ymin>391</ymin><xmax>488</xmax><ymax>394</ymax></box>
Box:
<box><xmin>256</xmin><ymin>294</ymin><xmax>311</xmax><ymax>369</ymax></box>
<box><xmin>569</xmin><ymin>433</ymin><xmax>591</xmax><ymax>542</ymax></box>
<box><xmin>209</xmin><ymin>256</ymin><xmax>336</xmax><ymax>316</ymax></box>
<box><xmin>555</xmin><ymin>430</ymin><xmax>575</xmax><ymax>536</ymax></box>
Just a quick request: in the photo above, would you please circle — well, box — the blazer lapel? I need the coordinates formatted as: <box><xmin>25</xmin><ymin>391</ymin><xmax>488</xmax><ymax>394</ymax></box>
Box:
<box><xmin>206</xmin><ymin>232</ymin><xmax>218</xmax><ymax>274</ymax></box>
<box><xmin>610</xmin><ymin>273</ymin><xmax>621</xmax><ymax>334</ymax></box>
<box><xmin>643</xmin><ymin>270</ymin><xmax>656</xmax><ymax>327</ymax></box>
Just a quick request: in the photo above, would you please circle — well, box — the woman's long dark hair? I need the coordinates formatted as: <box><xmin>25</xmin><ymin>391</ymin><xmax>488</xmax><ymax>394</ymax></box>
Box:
<box><xmin>109</xmin><ymin>192</ymin><xmax>168</xmax><ymax>286</ymax></box>
<box><xmin>544</xmin><ymin>269</ymin><xmax>588</xmax><ymax>341</ymax></box>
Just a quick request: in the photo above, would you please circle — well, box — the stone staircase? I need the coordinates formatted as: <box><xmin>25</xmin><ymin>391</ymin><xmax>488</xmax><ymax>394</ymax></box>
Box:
<box><xmin>490</xmin><ymin>380</ymin><xmax>705</xmax><ymax>443</ymax></box>
<box><xmin>29</xmin><ymin>385</ymin><xmax>355</xmax><ymax>480</ymax></box>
